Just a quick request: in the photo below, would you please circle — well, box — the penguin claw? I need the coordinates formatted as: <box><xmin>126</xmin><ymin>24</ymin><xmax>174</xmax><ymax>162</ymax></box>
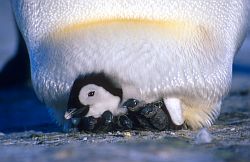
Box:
<box><xmin>122</xmin><ymin>99</ymin><xmax>140</xmax><ymax>112</ymax></box>
<box><xmin>78</xmin><ymin>113</ymin><xmax>114</xmax><ymax>132</ymax></box>
<box><xmin>118</xmin><ymin>115</ymin><xmax>133</xmax><ymax>129</ymax></box>
<box><xmin>147</xmin><ymin>105</ymin><xmax>169</xmax><ymax>130</ymax></box>
<box><xmin>139</xmin><ymin>105</ymin><xmax>157</xmax><ymax>118</ymax></box>
<box><xmin>101</xmin><ymin>111</ymin><xmax>113</xmax><ymax>126</ymax></box>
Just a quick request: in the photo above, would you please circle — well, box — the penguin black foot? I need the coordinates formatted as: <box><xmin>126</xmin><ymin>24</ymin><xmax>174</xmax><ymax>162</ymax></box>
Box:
<box><xmin>117</xmin><ymin>115</ymin><xmax>133</xmax><ymax>129</ymax></box>
<box><xmin>71</xmin><ymin>111</ymin><xmax>133</xmax><ymax>132</ymax></box>
<box><xmin>123</xmin><ymin>99</ymin><xmax>171</xmax><ymax>131</ymax></box>
<box><xmin>68</xmin><ymin>99</ymin><xmax>181</xmax><ymax>132</ymax></box>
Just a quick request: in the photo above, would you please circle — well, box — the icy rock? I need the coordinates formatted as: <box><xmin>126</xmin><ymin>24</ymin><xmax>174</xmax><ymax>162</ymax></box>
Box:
<box><xmin>195</xmin><ymin>128</ymin><xmax>213</xmax><ymax>144</ymax></box>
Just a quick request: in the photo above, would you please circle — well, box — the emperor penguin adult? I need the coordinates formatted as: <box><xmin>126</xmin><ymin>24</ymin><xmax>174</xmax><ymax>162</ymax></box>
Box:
<box><xmin>11</xmin><ymin>0</ymin><xmax>249</xmax><ymax>130</ymax></box>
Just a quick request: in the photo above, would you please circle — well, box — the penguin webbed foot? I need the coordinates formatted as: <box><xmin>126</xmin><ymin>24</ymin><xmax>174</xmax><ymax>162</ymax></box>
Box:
<box><xmin>75</xmin><ymin>112</ymin><xmax>113</xmax><ymax>132</ymax></box>
<box><xmin>123</xmin><ymin>99</ymin><xmax>170</xmax><ymax>131</ymax></box>
<box><xmin>71</xmin><ymin>111</ymin><xmax>133</xmax><ymax>132</ymax></box>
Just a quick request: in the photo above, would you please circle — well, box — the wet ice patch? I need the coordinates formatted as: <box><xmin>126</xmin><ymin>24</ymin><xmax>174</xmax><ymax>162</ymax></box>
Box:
<box><xmin>195</xmin><ymin>128</ymin><xmax>213</xmax><ymax>144</ymax></box>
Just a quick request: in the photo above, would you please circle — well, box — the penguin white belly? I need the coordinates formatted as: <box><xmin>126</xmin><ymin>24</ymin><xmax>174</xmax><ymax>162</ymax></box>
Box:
<box><xmin>47</xmin><ymin>21</ymin><xmax>230</xmax><ymax>103</ymax></box>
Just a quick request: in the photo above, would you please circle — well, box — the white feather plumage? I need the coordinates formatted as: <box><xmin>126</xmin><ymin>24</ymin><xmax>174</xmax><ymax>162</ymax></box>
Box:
<box><xmin>11</xmin><ymin>0</ymin><xmax>249</xmax><ymax>129</ymax></box>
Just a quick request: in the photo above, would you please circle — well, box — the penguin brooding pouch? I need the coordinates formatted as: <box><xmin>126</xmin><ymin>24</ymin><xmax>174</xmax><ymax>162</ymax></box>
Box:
<box><xmin>65</xmin><ymin>73</ymin><xmax>135</xmax><ymax>131</ymax></box>
<box><xmin>64</xmin><ymin>73</ymin><xmax>170</xmax><ymax>131</ymax></box>
<box><xmin>11</xmin><ymin>0</ymin><xmax>249</xmax><ymax>130</ymax></box>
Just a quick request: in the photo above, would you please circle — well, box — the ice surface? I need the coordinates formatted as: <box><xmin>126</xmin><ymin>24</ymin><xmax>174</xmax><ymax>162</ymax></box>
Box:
<box><xmin>195</xmin><ymin>128</ymin><xmax>213</xmax><ymax>144</ymax></box>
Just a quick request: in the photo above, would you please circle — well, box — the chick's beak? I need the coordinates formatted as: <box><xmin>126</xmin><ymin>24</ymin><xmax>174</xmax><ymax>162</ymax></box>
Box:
<box><xmin>64</xmin><ymin>105</ymin><xmax>89</xmax><ymax>120</ymax></box>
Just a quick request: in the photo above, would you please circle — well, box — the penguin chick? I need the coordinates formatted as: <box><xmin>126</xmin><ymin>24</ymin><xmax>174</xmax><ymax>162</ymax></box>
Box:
<box><xmin>65</xmin><ymin>73</ymin><xmax>126</xmax><ymax>120</ymax></box>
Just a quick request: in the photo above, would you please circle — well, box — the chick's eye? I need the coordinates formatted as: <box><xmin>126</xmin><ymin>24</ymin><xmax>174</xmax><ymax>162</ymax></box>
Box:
<box><xmin>88</xmin><ymin>91</ymin><xmax>95</xmax><ymax>97</ymax></box>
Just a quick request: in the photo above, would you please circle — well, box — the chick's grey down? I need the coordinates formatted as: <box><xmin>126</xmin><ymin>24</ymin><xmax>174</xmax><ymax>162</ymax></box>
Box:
<box><xmin>11</xmin><ymin>0</ymin><xmax>249</xmax><ymax>130</ymax></box>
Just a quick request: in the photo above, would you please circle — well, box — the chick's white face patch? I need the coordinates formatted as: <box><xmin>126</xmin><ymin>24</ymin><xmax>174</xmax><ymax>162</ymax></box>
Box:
<box><xmin>78</xmin><ymin>84</ymin><xmax>101</xmax><ymax>106</ymax></box>
<box><xmin>78</xmin><ymin>84</ymin><xmax>122</xmax><ymax>118</ymax></box>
